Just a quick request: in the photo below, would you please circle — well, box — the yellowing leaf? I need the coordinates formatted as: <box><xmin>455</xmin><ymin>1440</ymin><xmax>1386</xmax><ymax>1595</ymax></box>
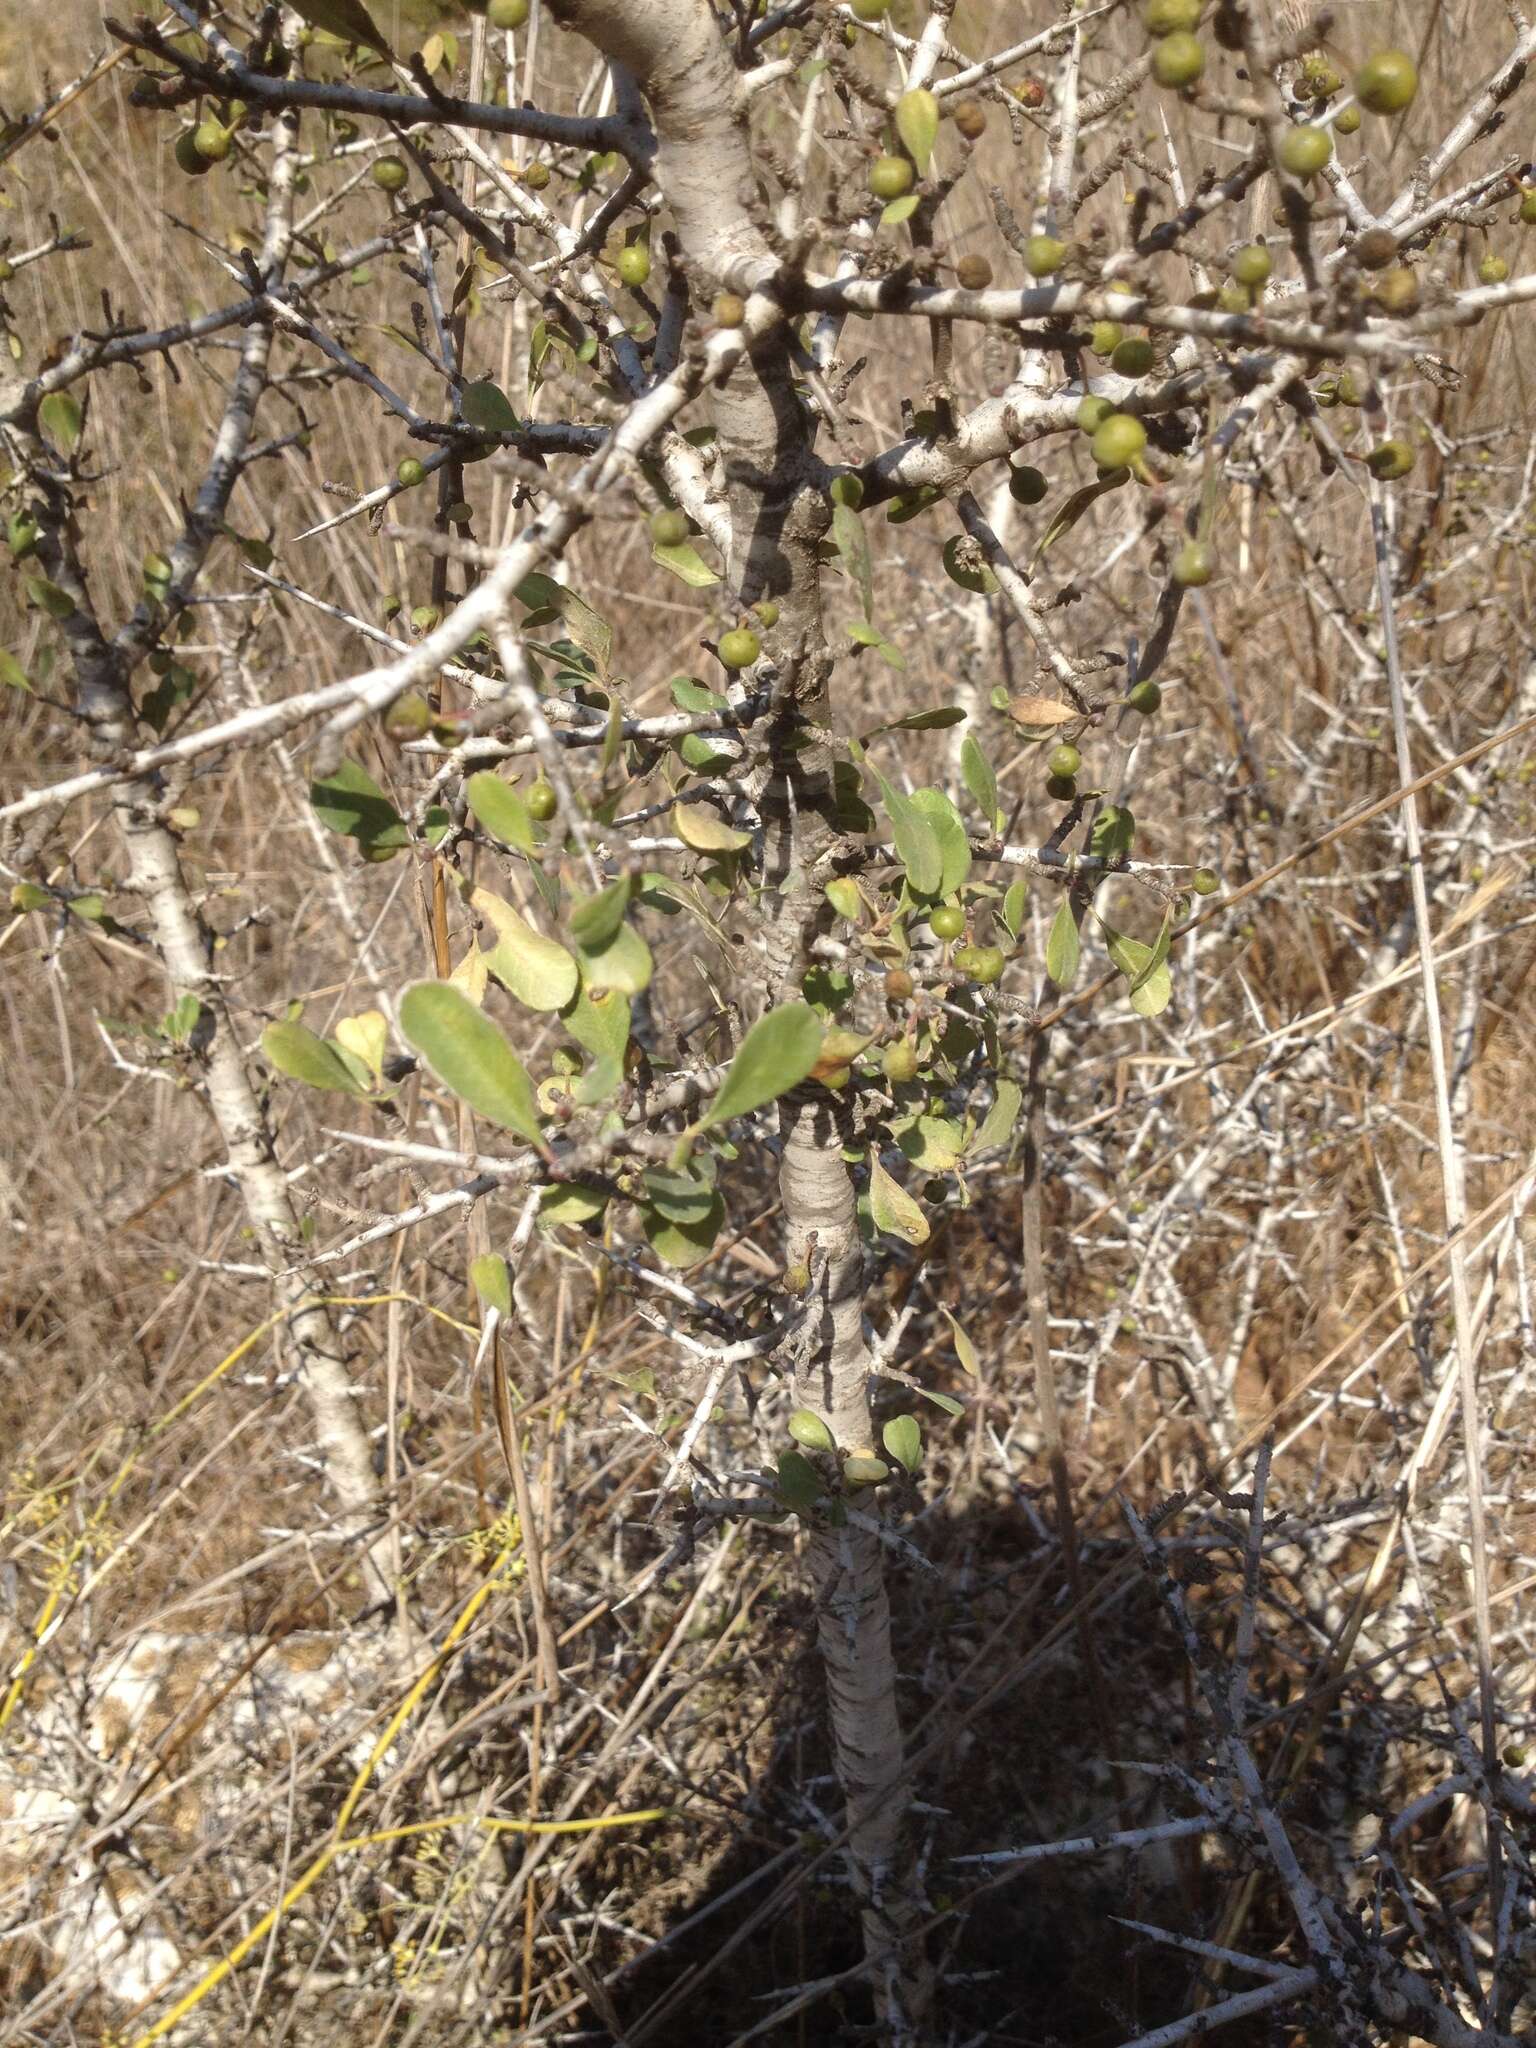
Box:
<box><xmin>895</xmin><ymin>87</ymin><xmax>939</xmax><ymax>175</ymax></box>
<box><xmin>673</xmin><ymin>801</ymin><xmax>751</xmax><ymax>853</ymax></box>
<box><xmin>868</xmin><ymin>1154</ymin><xmax>929</xmax><ymax>1246</ymax></box>
<box><xmin>472</xmin><ymin>886</ymin><xmax>579</xmax><ymax>1012</ymax></box>
<box><xmin>334</xmin><ymin>1008</ymin><xmax>388</xmax><ymax>1081</ymax></box>
<box><xmin>1008</xmin><ymin>693</ymin><xmax>1075</xmax><ymax>731</ymax></box>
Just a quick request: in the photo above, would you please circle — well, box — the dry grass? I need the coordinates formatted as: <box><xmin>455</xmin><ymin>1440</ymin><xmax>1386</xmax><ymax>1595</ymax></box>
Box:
<box><xmin>2</xmin><ymin>2</ymin><xmax>1535</xmax><ymax>2043</ymax></box>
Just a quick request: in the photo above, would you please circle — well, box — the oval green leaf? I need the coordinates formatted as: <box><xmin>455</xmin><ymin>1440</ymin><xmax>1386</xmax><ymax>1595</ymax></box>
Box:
<box><xmin>700</xmin><ymin>1002</ymin><xmax>824</xmax><ymax>1129</ymax></box>
<box><xmin>262</xmin><ymin>1017</ymin><xmax>370</xmax><ymax>1096</ymax></box>
<box><xmin>399</xmin><ymin>980</ymin><xmax>543</xmax><ymax>1145</ymax></box>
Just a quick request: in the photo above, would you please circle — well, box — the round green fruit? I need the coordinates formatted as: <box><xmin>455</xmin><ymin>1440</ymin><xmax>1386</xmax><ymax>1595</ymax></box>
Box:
<box><xmin>1479</xmin><ymin>253</ymin><xmax>1510</xmax><ymax>285</ymax></box>
<box><xmin>193</xmin><ymin>119</ymin><xmax>231</xmax><ymax>162</ymax></box>
<box><xmin>1370</xmin><ymin>265</ymin><xmax>1419</xmax><ymax>314</ymax></box>
<box><xmin>713</xmin><ymin>291</ymin><xmax>746</xmax><ymax>328</ymax></box>
<box><xmin>488</xmin><ymin>0</ymin><xmax>530</xmax><ymax>25</ymax></box>
<box><xmin>1172</xmin><ymin>540</ymin><xmax>1215</xmax><ymax>587</ymax></box>
<box><xmin>649</xmin><ymin>506</ymin><xmax>689</xmax><ymax>547</ymax></box>
<box><xmin>1232</xmin><ymin>243</ymin><xmax>1272</xmax><ymax>287</ymax></box>
<box><xmin>1076</xmin><ymin>393</ymin><xmax>1115</xmax><ymax>434</ymax></box>
<box><xmin>1521</xmin><ymin>190</ymin><xmax>1536</xmax><ymax>226</ymax></box>
<box><xmin>174</xmin><ymin>129</ymin><xmax>213</xmax><ymax>176</ymax></box>
<box><xmin>384</xmin><ymin>691</ymin><xmax>432</xmax><ymax>739</ymax></box>
<box><xmin>1334</xmin><ymin>104</ymin><xmax>1361</xmax><ymax>136</ymax></box>
<box><xmin>1126</xmin><ymin>679</ymin><xmax>1163</xmax><ymax>713</ymax></box>
<box><xmin>527</xmin><ymin>779</ymin><xmax>557</xmax><ymax>821</ymax></box>
<box><xmin>850</xmin><ymin>0</ymin><xmax>889</xmax><ymax>16</ymax></box>
<box><xmin>410</xmin><ymin>604</ymin><xmax>440</xmax><ymax>632</ymax></box>
<box><xmin>617</xmin><ymin>243</ymin><xmax>651</xmax><ymax>288</ymax></box>
<box><xmin>929</xmin><ymin>905</ymin><xmax>966</xmax><ymax>941</ymax></box>
<box><xmin>1025</xmin><ymin>234</ymin><xmax>1067</xmax><ymax>277</ymax></box>
<box><xmin>372</xmin><ymin>156</ymin><xmax>409</xmax><ymax>193</ymax></box>
<box><xmin>1143</xmin><ymin>0</ymin><xmax>1201</xmax><ymax>30</ymax></box>
<box><xmin>870</xmin><ymin>155</ymin><xmax>915</xmax><ymax>201</ymax></box>
<box><xmin>397</xmin><ymin>457</ymin><xmax>426</xmax><ymax>488</ymax></box>
<box><xmin>1355</xmin><ymin>49</ymin><xmax>1417</xmax><ymax>116</ymax></box>
<box><xmin>1009</xmin><ymin>464</ymin><xmax>1048</xmax><ymax>505</ymax></box>
<box><xmin>1090</xmin><ymin>319</ymin><xmax>1124</xmax><ymax>356</ymax></box>
<box><xmin>1151</xmin><ymin>33</ymin><xmax>1205</xmax><ymax>90</ymax></box>
<box><xmin>953</xmin><ymin>944</ymin><xmax>1005</xmax><ymax>985</ymax></box>
<box><xmin>956</xmin><ymin>253</ymin><xmax>993</xmax><ymax>291</ymax></box>
<box><xmin>1278</xmin><ymin>125</ymin><xmax>1332</xmax><ymax>178</ymax></box>
<box><xmin>882</xmin><ymin>1041</ymin><xmax>920</xmax><ymax>1084</ymax></box>
<box><xmin>753</xmin><ymin>599</ymin><xmax>780</xmax><ymax>627</ymax></box>
<box><xmin>1366</xmin><ymin>438</ymin><xmax>1414</xmax><ymax>480</ymax></box>
<box><xmin>718</xmin><ymin>626</ymin><xmax>761</xmax><ymax>669</ymax></box>
<box><xmin>884</xmin><ymin>969</ymin><xmax>915</xmax><ymax>1001</ymax></box>
<box><xmin>522</xmin><ymin>161</ymin><xmax>550</xmax><ymax>190</ymax></box>
<box><xmin>1217</xmin><ymin>281</ymin><xmax>1252</xmax><ymax>314</ymax></box>
<box><xmin>1192</xmin><ymin>868</ymin><xmax>1220</xmax><ymax>895</ymax></box>
<box><xmin>1111</xmin><ymin>336</ymin><xmax>1156</xmax><ymax>378</ymax></box>
<box><xmin>1090</xmin><ymin>412</ymin><xmax>1148</xmax><ymax>471</ymax></box>
<box><xmin>1046</xmin><ymin>773</ymin><xmax>1078</xmax><ymax>802</ymax></box>
<box><xmin>1048</xmin><ymin>742</ymin><xmax>1082</xmax><ymax>780</ymax></box>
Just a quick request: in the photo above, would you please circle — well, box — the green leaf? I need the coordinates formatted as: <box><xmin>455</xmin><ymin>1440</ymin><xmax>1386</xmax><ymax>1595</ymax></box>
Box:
<box><xmin>824</xmin><ymin>876</ymin><xmax>863</xmax><ymax>922</ymax></box>
<box><xmin>878</xmin><ymin>707</ymin><xmax>967</xmax><ymax>733</ymax></box>
<box><xmin>333</xmin><ymin>1008</ymin><xmax>388</xmax><ymax>1081</ymax></box>
<box><xmin>942</xmin><ymin>533</ymin><xmax>999</xmax><ymax>595</ymax></box>
<box><xmin>470</xmin><ymin>1253</ymin><xmax>512</xmax><ymax>1318</ymax></box>
<box><xmin>465</xmin><ymin>772</ymin><xmax>536</xmax><ymax>852</ymax></box>
<box><xmin>895</xmin><ymin>86</ymin><xmax>939</xmax><ymax>174</ymax></box>
<box><xmin>25</xmin><ymin>576</ymin><xmax>73</xmax><ymax>620</ymax></box>
<box><xmin>896</xmin><ymin>1114</ymin><xmax>965</xmax><ymax>1172</ymax></box>
<box><xmin>513</xmin><ymin>571</ymin><xmax>611</xmax><ymax>673</ymax></box>
<box><xmin>960</xmin><ymin>733</ymin><xmax>998</xmax><ymax>829</ymax></box>
<box><xmin>868</xmin><ymin>1153</ymin><xmax>929</xmax><ymax>1245</ymax></box>
<box><xmin>310</xmin><ymin>758</ymin><xmax>407</xmax><ymax>853</ymax></box>
<box><xmin>777</xmin><ymin>1448</ymin><xmax>824</xmax><ymax>1512</ymax></box>
<box><xmin>673</xmin><ymin>801</ymin><xmax>751</xmax><ymax>853</ymax></box>
<box><xmin>1000</xmin><ymin>877</ymin><xmax>1028</xmax><ymax>940</ymax></box>
<box><xmin>0</xmin><ymin>649</ymin><xmax>30</xmax><ymax>692</ymax></box>
<box><xmin>788</xmin><ymin>1408</ymin><xmax>836</xmax><ymax>1453</ymax></box>
<box><xmin>973</xmin><ymin>1078</ymin><xmax>1022</xmax><ymax>1153</ymax></box>
<box><xmin>540</xmin><ymin>1182</ymin><xmax>609</xmax><ymax>1228</ymax></box>
<box><xmin>569</xmin><ymin>875</ymin><xmax>634</xmax><ymax>952</ymax></box>
<box><xmin>164</xmin><ymin>993</ymin><xmax>202</xmax><ymax>1046</ymax></box>
<box><xmin>1033</xmin><ymin>467</ymin><xmax>1130</xmax><ymax>571</ymax></box>
<box><xmin>1089</xmin><ymin>804</ymin><xmax>1136</xmax><ymax>861</ymax></box>
<box><xmin>472</xmin><ymin>886</ymin><xmax>579</xmax><ymax>1012</ymax></box>
<box><xmin>641</xmin><ymin>1164</ymin><xmax>719</xmax><ymax>1224</ymax></box>
<box><xmin>882</xmin><ymin>1412</ymin><xmax>923</xmax><ymax>1474</ymax></box>
<box><xmin>399</xmin><ymin>981</ymin><xmax>543</xmax><ymax>1145</ymax></box>
<box><xmin>652</xmin><ymin>539</ymin><xmax>720</xmax><ymax>587</ymax></box>
<box><xmin>1100</xmin><ymin>918</ymin><xmax>1173</xmax><ymax>1017</ymax></box>
<box><xmin>262</xmin><ymin>1017</ymin><xmax>370</xmax><ymax>1096</ymax></box>
<box><xmin>940</xmin><ymin>1304</ymin><xmax>979</xmax><ymax>1376</ymax></box>
<box><xmin>1045</xmin><ymin>900</ymin><xmax>1080</xmax><ymax>986</ymax></box>
<box><xmin>563</xmin><ymin>981</ymin><xmax>631</xmax><ymax>1064</ymax></box>
<box><xmin>880</xmin><ymin>193</ymin><xmax>921</xmax><ymax>227</ymax></box>
<box><xmin>38</xmin><ymin>391</ymin><xmax>82</xmax><ymax>451</ymax></box>
<box><xmin>700</xmin><ymin>1002</ymin><xmax>823</xmax><ymax>1129</ymax></box>
<box><xmin>460</xmin><ymin>377</ymin><xmax>520</xmax><ymax>434</ymax></box>
<box><xmin>906</xmin><ymin>787</ymin><xmax>971</xmax><ymax>896</ymax></box>
<box><xmin>871</xmin><ymin>768</ymin><xmax>942</xmax><ymax>897</ymax></box>
<box><xmin>831</xmin><ymin>501</ymin><xmax>873</xmax><ymax>621</ymax></box>
<box><xmin>846</xmin><ymin>619</ymin><xmax>906</xmax><ymax>669</ymax></box>
<box><xmin>641</xmin><ymin>1191</ymin><xmax>725</xmax><ymax>1269</ymax></box>
<box><xmin>920</xmin><ymin>1387</ymin><xmax>965</xmax><ymax>1416</ymax></box>
<box><xmin>574</xmin><ymin>919</ymin><xmax>653</xmax><ymax>995</ymax></box>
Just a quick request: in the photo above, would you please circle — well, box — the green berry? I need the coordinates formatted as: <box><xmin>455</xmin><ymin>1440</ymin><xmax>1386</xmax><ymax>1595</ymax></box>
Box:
<box><xmin>1355</xmin><ymin>49</ymin><xmax>1418</xmax><ymax>116</ymax></box>
<box><xmin>1366</xmin><ymin>438</ymin><xmax>1414</xmax><ymax>480</ymax></box>
<box><xmin>1479</xmin><ymin>253</ymin><xmax>1510</xmax><ymax>285</ymax></box>
<box><xmin>753</xmin><ymin>599</ymin><xmax>780</xmax><ymax>627</ymax></box>
<box><xmin>929</xmin><ymin>905</ymin><xmax>966</xmax><ymax>941</ymax></box>
<box><xmin>1126</xmin><ymin>679</ymin><xmax>1162</xmax><ymax>713</ymax></box>
<box><xmin>1171</xmin><ymin>541</ymin><xmax>1215</xmax><ymax>587</ymax></box>
<box><xmin>883</xmin><ymin>1041</ymin><xmax>920</xmax><ymax>1084</ymax></box>
<box><xmin>488</xmin><ymin>0</ymin><xmax>530</xmax><ymax>25</ymax></box>
<box><xmin>1090</xmin><ymin>412</ymin><xmax>1148</xmax><ymax>471</ymax></box>
<box><xmin>1046</xmin><ymin>773</ymin><xmax>1078</xmax><ymax>801</ymax></box>
<box><xmin>617</xmin><ymin>243</ymin><xmax>651</xmax><ymax>288</ymax></box>
<box><xmin>527</xmin><ymin>779</ymin><xmax>557</xmax><ymax>822</ymax></box>
<box><xmin>850</xmin><ymin>0</ymin><xmax>889</xmax><ymax>16</ymax></box>
<box><xmin>953</xmin><ymin>100</ymin><xmax>987</xmax><ymax>141</ymax></box>
<box><xmin>713</xmin><ymin>291</ymin><xmax>746</xmax><ymax>328</ymax></box>
<box><xmin>372</xmin><ymin>156</ymin><xmax>409</xmax><ymax>193</ymax></box>
<box><xmin>1334</xmin><ymin>104</ymin><xmax>1361</xmax><ymax>136</ymax></box>
<box><xmin>1279</xmin><ymin>125</ymin><xmax>1332</xmax><ymax>178</ymax></box>
<box><xmin>649</xmin><ymin>507</ymin><xmax>689</xmax><ymax>546</ymax></box>
<box><xmin>1111</xmin><ymin>336</ymin><xmax>1156</xmax><ymax>378</ymax></box>
<box><xmin>1232</xmin><ymin>243</ymin><xmax>1272</xmax><ymax>287</ymax></box>
<box><xmin>409</xmin><ymin>604</ymin><xmax>440</xmax><ymax>632</ymax></box>
<box><xmin>1151</xmin><ymin>33</ymin><xmax>1205</xmax><ymax>90</ymax></box>
<box><xmin>1008</xmin><ymin>464</ymin><xmax>1048</xmax><ymax>506</ymax></box>
<box><xmin>870</xmin><ymin>155</ymin><xmax>915</xmax><ymax>201</ymax></box>
<box><xmin>1025</xmin><ymin>234</ymin><xmax>1067</xmax><ymax>277</ymax></box>
<box><xmin>175</xmin><ymin>129</ymin><xmax>213</xmax><ymax>176</ymax></box>
<box><xmin>1076</xmin><ymin>393</ymin><xmax>1115</xmax><ymax>434</ymax></box>
<box><xmin>1217</xmin><ymin>281</ymin><xmax>1252</xmax><ymax>314</ymax></box>
<box><xmin>1521</xmin><ymin>191</ymin><xmax>1536</xmax><ymax>226</ymax></box>
<box><xmin>1371</xmin><ymin>265</ymin><xmax>1419</xmax><ymax>314</ymax></box>
<box><xmin>521</xmin><ymin>161</ymin><xmax>550</xmax><ymax>190</ymax></box>
<box><xmin>1048</xmin><ymin>742</ymin><xmax>1082</xmax><ymax>780</ymax></box>
<box><xmin>193</xmin><ymin>119</ymin><xmax>231</xmax><ymax>163</ymax></box>
<box><xmin>1142</xmin><ymin>0</ymin><xmax>1201</xmax><ymax>30</ymax></box>
<box><xmin>953</xmin><ymin>944</ymin><xmax>1005</xmax><ymax>985</ymax></box>
<box><xmin>1090</xmin><ymin>320</ymin><xmax>1124</xmax><ymax>356</ymax></box>
<box><xmin>718</xmin><ymin>626</ymin><xmax>761</xmax><ymax>669</ymax></box>
<box><xmin>397</xmin><ymin>457</ymin><xmax>426</xmax><ymax>488</ymax></box>
<box><xmin>1192</xmin><ymin>868</ymin><xmax>1220</xmax><ymax>895</ymax></box>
